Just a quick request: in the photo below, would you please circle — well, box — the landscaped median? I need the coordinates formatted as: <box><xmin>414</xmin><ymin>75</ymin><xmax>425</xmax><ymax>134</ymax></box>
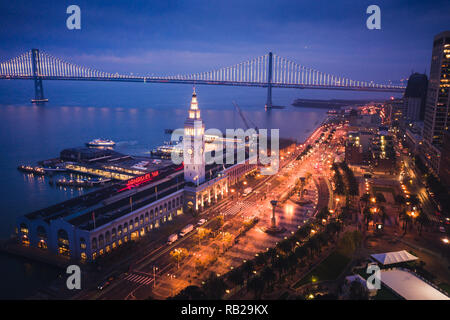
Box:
<box><xmin>292</xmin><ymin>250</ymin><xmax>351</xmax><ymax>289</ymax></box>
<box><xmin>291</xmin><ymin>230</ymin><xmax>361</xmax><ymax>290</ymax></box>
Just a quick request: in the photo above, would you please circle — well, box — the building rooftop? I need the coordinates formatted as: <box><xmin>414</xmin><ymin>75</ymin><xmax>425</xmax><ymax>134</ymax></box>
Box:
<box><xmin>24</xmin><ymin>162</ymin><xmax>183</xmax><ymax>230</ymax></box>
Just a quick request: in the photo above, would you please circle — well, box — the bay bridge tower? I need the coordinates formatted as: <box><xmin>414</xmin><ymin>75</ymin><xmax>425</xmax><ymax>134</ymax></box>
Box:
<box><xmin>31</xmin><ymin>49</ymin><xmax>48</xmax><ymax>104</ymax></box>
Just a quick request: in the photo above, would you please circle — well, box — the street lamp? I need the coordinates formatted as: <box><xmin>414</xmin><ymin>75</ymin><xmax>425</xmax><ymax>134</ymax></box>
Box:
<box><xmin>153</xmin><ymin>265</ymin><xmax>158</xmax><ymax>288</ymax></box>
<box><xmin>167</xmin><ymin>273</ymin><xmax>176</xmax><ymax>296</ymax></box>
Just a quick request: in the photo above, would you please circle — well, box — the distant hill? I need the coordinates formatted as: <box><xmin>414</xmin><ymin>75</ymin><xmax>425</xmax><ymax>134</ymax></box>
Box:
<box><xmin>292</xmin><ymin>98</ymin><xmax>385</xmax><ymax>109</ymax></box>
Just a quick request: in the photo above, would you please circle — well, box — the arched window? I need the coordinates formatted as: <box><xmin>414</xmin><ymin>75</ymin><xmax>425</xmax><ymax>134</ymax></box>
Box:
<box><xmin>80</xmin><ymin>237</ymin><xmax>86</xmax><ymax>250</ymax></box>
<box><xmin>105</xmin><ymin>231</ymin><xmax>111</xmax><ymax>243</ymax></box>
<box><xmin>168</xmin><ymin>201</ymin><xmax>171</xmax><ymax>210</ymax></box>
<box><xmin>129</xmin><ymin>219</ymin><xmax>134</xmax><ymax>230</ymax></box>
<box><xmin>92</xmin><ymin>237</ymin><xmax>97</xmax><ymax>250</ymax></box>
<box><xmin>37</xmin><ymin>226</ymin><xmax>47</xmax><ymax>239</ymax></box>
<box><xmin>140</xmin><ymin>215</ymin><xmax>144</xmax><ymax>225</ymax></box>
<box><xmin>134</xmin><ymin>217</ymin><xmax>139</xmax><ymax>227</ymax></box>
<box><xmin>112</xmin><ymin>228</ymin><xmax>116</xmax><ymax>241</ymax></box>
<box><xmin>124</xmin><ymin>222</ymin><xmax>128</xmax><ymax>233</ymax></box>
<box><xmin>99</xmin><ymin>234</ymin><xmax>104</xmax><ymax>248</ymax></box>
<box><xmin>118</xmin><ymin>225</ymin><xmax>122</xmax><ymax>237</ymax></box>
<box><xmin>57</xmin><ymin>229</ymin><xmax>70</xmax><ymax>256</ymax></box>
<box><xmin>20</xmin><ymin>223</ymin><xmax>28</xmax><ymax>234</ymax></box>
<box><xmin>37</xmin><ymin>226</ymin><xmax>47</xmax><ymax>249</ymax></box>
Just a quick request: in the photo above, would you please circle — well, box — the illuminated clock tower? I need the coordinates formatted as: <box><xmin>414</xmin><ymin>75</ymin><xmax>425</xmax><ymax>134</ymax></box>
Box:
<box><xmin>183</xmin><ymin>88</ymin><xmax>205</xmax><ymax>185</ymax></box>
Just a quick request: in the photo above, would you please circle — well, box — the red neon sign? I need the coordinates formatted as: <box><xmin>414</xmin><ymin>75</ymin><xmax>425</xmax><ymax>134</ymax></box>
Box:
<box><xmin>118</xmin><ymin>171</ymin><xmax>159</xmax><ymax>192</ymax></box>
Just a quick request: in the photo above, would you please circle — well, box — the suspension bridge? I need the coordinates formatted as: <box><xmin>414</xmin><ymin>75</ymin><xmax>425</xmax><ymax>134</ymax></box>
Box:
<box><xmin>0</xmin><ymin>49</ymin><xmax>405</xmax><ymax>107</ymax></box>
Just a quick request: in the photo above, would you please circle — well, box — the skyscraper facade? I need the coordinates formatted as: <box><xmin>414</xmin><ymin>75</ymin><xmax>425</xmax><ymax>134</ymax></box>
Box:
<box><xmin>421</xmin><ymin>31</ymin><xmax>450</xmax><ymax>174</ymax></box>
<box><xmin>403</xmin><ymin>73</ymin><xmax>428</xmax><ymax>122</ymax></box>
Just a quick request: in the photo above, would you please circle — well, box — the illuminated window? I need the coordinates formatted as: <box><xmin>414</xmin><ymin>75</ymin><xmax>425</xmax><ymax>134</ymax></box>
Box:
<box><xmin>131</xmin><ymin>232</ymin><xmax>139</xmax><ymax>241</ymax></box>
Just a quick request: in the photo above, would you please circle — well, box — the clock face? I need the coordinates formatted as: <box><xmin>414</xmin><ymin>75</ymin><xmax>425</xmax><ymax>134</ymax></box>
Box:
<box><xmin>187</xmin><ymin>148</ymin><xmax>193</xmax><ymax>155</ymax></box>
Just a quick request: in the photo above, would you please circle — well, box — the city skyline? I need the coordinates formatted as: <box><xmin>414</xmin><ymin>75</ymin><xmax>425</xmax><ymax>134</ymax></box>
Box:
<box><xmin>0</xmin><ymin>0</ymin><xmax>449</xmax><ymax>304</ymax></box>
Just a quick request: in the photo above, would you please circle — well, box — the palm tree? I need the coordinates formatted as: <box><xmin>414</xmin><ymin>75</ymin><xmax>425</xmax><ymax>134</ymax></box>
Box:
<box><xmin>416</xmin><ymin>209</ymin><xmax>429</xmax><ymax>235</ymax></box>
<box><xmin>399</xmin><ymin>209</ymin><xmax>411</xmax><ymax>234</ymax></box>
<box><xmin>173</xmin><ymin>285</ymin><xmax>206</xmax><ymax>300</ymax></box>
<box><xmin>317</xmin><ymin>232</ymin><xmax>330</xmax><ymax>248</ymax></box>
<box><xmin>326</xmin><ymin>220</ymin><xmax>342</xmax><ymax>241</ymax></box>
<box><xmin>307</xmin><ymin>236</ymin><xmax>320</xmax><ymax>256</ymax></box>
<box><xmin>261</xmin><ymin>266</ymin><xmax>276</xmax><ymax>289</ymax></box>
<box><xmin>379</xmin><ymin>206</ymin><xmax>388</xmax><ymax>225</ymax></box>
<box><xmin>254</xmin><ymin>252</ymin><xmax>266</xmax><ymax>267</ymax></box>
<box><xmin>360</xmin><ymin>193</ymin><xmax>370</xmax><ymax>208</ymax></box>
<box><xmin>294</xmin><ymin>245</ymin><xmax>308</xmax><ymax>261</ymax></box>
<box><xmin>341</xmin><ymin>206</ymin><xmax>352</xmax><ymax>222</ymax></box>
<box><xmin>287</xmin><ymin>252</ymin><xmax>299</xmax><ymax>276</ymax></box>
<box><xmin>408</xmin><ymin>194</ymin><xmax>420</xmax><ymax>207</ymax></box>
<box><xmin>348</xmin><ymin>281</ymin><xmax>369</xmax><ymax>300</ymax></box>
<box><xmin>227</xmin><ymin>268</ymin><xmax>245</xmax><ymax>288</ymax></box>
<box><xmin>278</xmin><ymin>238</ymin><xmax>294</xmax><ymax>254</ymax></box>
<box><xmin>273</xmin><ymin>255</ymin><xmax>288</xmax><ymax>279</ymax></box>
<box><xmin>295</xmin><ymin>224</ymin><xmax>312</xmax><ymax>240</ymax></box>
<box><xmin>266</xmin><ymin>247</ymin><xmax>277</xmax><ymax>264</ymax></box>
<box><xmin>395</xmin><ymin>194</ymin><xmax>406</xmax><ymax>208</ymax></box>
<box><xmin>246</xmin><ymin>275</ymin><xmax>265</xmax><ymax>299</ymax></box>
<box><xmin>316</xmin><ymin>206</ymin><xmax>329</xmax><ymax>221</ymax></box>
<box><xmin>242</xmin><ymin>260</ymin><xmax>255</xmax><ymax>279</ymax></box>
<box><xmin>204</xmin><ymin>273</ymin><xmax>227</xmax><ymax>300</ymax></box>
<box><xmin>363</xmin><ymin>207</ymin><xmax>371</xmax><ymax>229</ymax></box>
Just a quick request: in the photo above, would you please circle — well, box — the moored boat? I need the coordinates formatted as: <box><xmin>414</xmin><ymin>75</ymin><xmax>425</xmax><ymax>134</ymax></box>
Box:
<box><xmin>86</xmin><ymin>139</ymin><xmax>116</xmax><ymax>147</ymax></box>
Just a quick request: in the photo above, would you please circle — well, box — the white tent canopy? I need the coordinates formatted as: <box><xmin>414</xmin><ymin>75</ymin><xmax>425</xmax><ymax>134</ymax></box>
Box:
<box><xmin>371</xmin><ymin>250</ymin><xmax>418</xmax><ymax>265</ymax></box>
<box><xmin>381</xmin><ymin>269</ymin><xmax>450</xmax><ymax>300</ymax></box>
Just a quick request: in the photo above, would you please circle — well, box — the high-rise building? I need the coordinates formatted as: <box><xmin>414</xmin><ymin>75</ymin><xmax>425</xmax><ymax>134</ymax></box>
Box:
<box><xmin>440</xmin><ymin>129</ymin><xmax>450</xmax><ymax>188</ymax></box>
<box><xmin>421</xmin><ymin>31</ymin><xmax>450</xmax><ymax>174</ymax></box>
<box><xmin>403</xmin><ymin>73</ymin><xmax>428</xmax><ymax>122</ymax></box>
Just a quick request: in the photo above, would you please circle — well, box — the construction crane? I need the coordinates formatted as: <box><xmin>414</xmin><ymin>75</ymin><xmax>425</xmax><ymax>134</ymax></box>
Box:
<box><xmin>232</xmin><ymin>101</ymin><xmax>258</xmax><ymax>131</ymax></box>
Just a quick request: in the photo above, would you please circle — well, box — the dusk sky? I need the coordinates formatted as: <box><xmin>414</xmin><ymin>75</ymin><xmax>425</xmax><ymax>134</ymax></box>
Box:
<box><xmin>1</xmin><ymin>0</ymin><xmax>449</xmax><ymax>83</ymax></box>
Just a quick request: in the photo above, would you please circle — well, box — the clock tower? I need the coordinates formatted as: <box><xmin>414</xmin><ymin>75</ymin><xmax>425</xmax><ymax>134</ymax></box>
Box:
<box><xmin>183</xmin><ymin>88</ymin><xmax>205</xmax><ymax>185</ymax></box>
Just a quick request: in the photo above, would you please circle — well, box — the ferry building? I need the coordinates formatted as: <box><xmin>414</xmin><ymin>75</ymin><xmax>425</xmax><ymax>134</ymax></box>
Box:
<box><xmin>15</xmin><ymin>90</ymin><xmax>257</xmax><ymax>262</ymax></box>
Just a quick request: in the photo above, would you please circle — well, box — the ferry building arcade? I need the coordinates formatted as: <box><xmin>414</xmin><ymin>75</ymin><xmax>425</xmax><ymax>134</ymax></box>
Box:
<box><xmin>15</xmin><ymin>89</ymin><xmax>257</xmax><ymax>262</ymax></box>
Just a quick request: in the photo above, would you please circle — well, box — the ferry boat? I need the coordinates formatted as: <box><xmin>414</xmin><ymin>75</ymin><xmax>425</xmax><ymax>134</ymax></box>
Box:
<box><xmin>151</xmin><ymin>141</ymin><xmax>183</xmax><ymax>158</ymax></box>
<box><xmin>86</xmin><ymin>139</ymin><xmax>116</xmax><ymax>148</ymax></box>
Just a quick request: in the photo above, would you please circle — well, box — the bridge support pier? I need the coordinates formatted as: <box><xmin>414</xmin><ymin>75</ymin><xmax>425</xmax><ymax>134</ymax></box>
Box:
<box><xmin>265</xmin><ymin>52</ymin><xmax>273</xmax><ymax>110</ymax></box>
<box><xmin>31</xmin><ymin>49</ymin><xmax>48</xmax><ymax>104</ymax></box>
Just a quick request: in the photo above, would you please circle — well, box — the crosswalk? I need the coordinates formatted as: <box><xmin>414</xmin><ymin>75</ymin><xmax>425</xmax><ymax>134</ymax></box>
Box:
<box><xmin>221</xmin><ymin>201</ymin><xmax>254</xmax><ymax>216</ymax></box>
<box><xmin>124</xmin><ymin>273</ymin><xmax>154</xmax><ymax>286</ymax></box>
